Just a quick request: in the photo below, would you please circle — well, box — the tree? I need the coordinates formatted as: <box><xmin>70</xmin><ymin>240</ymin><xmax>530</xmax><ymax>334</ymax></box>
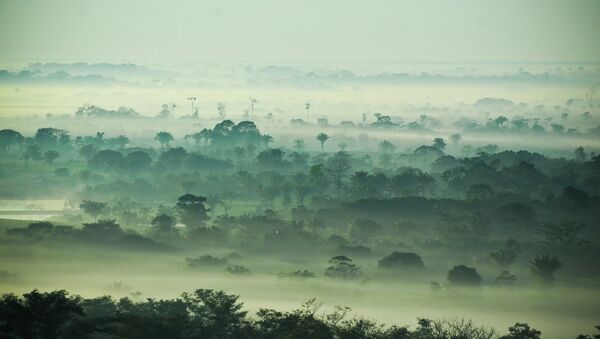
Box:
<box><xmin>316</xmin><ymin>133</ymin><xmax>330</xmax><ymax>151</ymax></box>
<box><xmin>79</xmin><ymin>200</ymin><xmax>108</xmax><ymax>220</ymax></box>
<box><xmin>44</xmin><ymin>150</ymin><xmax>60</xmax><ymax>164</ymax></box>
<box><xmin>261</xmin><ymin>134</ymin><xmax>274</xmax><ymax>148</ymax></box>
<box><xmin>575</xmin><ymin>146</ymin><xmax>587</xmax><ymax>162</ymax></box>
<box><xmin>0</xmin><ymin>129</ymin><xmax>24</xmax><ymax>152</ymax></box>
<box><xmin>187</xmin><ymin>131</ymin><xmax>204</xmax><ymax>148</ymax></box>
<box><xmin>23</xmin><ymin>145</ymin><xmax>42</xmax><ymax>164</ymax></box>
<box><xmin>217</xmin><ymin>102</ymin><xmax>226</xmax><ymax>119</ymax></box>
<box><xmin>176</xmin><ymin>194</ymin><xmax>209</xmax><ymax>229</ymax></box>
<box><xmin>535</xmin><ymin>222</ymin><xmax>586</xmax><ymax>251</ymax></box>
<box><xmin>88</xmin><ymin>150</ymin><xmax>125</xmax><ymax>171</ymax></box>
<box><xmin>257</xmin><ymin>149</ymin><xmax>285</xmax><ymax>168</ymax></box>
<box><xmin>150</xmin><ymin>214</ymin><xmax>178</xmax><ymax>238</ymax></box>
<box><xmin>499</xmin><ymin>323</ymin><xmax>541</xmax><ymax>339</ymax></box>
<box><xmin>466</xmin><ymin>183</ymin><xmax>494</xmax><ymax>201</ymax></box>
<box><xmin>182</xmin><ymin>288</ymin><xmax>248</xmax><ymax>338</ymax></box>
<box><xmin>155</xmin><ymin>131</ymin><xmax>174</xmax><ymax>152</ymax></box>
<box><xmin>112</xmin><ymin>135</ymin><xmax>129</xmax><ymax>149</ymax></box>
<box><xmin>324</xmin><ymin>256</ymin><xmax>361</xmax><ymax>280</ymax></box>
<box><xmin>0</xmin><ymin>290</ymin><xmax>83</xmax><ymax>338</ymax></box>
<box><xmin>495</xmin><ymin>271</ymin><xmax>517</xmax><ymax>286</ymax></box>
<box><xmin>34</xmin><ymin>128</ymin><xmax>68</xmax><ymax>145</ymax></box>
<box><xmin>125</xmin><ymin>151</ymin><xmax>153</xmax><ymax>172</ymax></box>
<box><xmin>449</xmin><ymin>133</ymin><xmax>462</xmax><ymax>145</ymax></box>
<box><xmin>577</xmin><ymin>326</ymin><xmax>600</xmax><ymax>339</ymax></box>
<box><xmin>378</xmin><ymin>140</ymin><xmax>397</xmax><ymax>154</ymax></box>
<box><xmin>293</xmin><ymin>139</ymin><xmax>305</xmax><ymax>150</ymax></box>
<box><xmin>433</xmin><ymin>137</ymin><xmax>446</xmax><ymax>150</ymax></box>
<box><xmin>529</xmin><ymin>255</ymin><xmax>561</xmax><ymax>285</ymax></box>
<box><xmin>79</xmin><ymin>144</ymin><xmax>97</xmax><ymax>160</ymax></box>
<box><xmin>81</xmin><ymin>219</ymin><xmax>123</xmax><ymax>240</ymax></box>
<box><xmin>386</xmin><ymin>168</ymin><xmax>434</xmax><ymax>197</ymax></box>
<box><xmin>305</xmin><ymin>102</ymin><xmax>311</xmax><ymax>119</ymax></box>
<box><xmin>490</xmin><ymin>248</ymin><xmax>518</xmax><ymax>268</ymax></box>
<box><xmin>378</xmin><ymin>252</ymin><xmax>424</xmax><ymax>270</ymax></box>
<box><xmin>327</xmin><ymin>151</ymin><xmax>351</xmax><ymax>198</ymax></box>
<box><xmin>447</xmin><ymin>265</ymin><xmax>482</xmax><ymax>287</ymax></box>
<box><xmin>157</xmin><ymin>147</ymin><xmax>187</xmax><ymax>169</ymax></box>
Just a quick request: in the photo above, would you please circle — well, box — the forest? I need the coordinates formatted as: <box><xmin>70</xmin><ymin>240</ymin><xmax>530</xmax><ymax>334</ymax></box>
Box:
<box><xmin>2</xmin><ymin>1</ymin><xmax>600</xmax><ymax>338</ymax></box>
<box><xmin>1</xmin><ymin>105</ymin><xmax>599</xmax><ymax>338</ymax></box>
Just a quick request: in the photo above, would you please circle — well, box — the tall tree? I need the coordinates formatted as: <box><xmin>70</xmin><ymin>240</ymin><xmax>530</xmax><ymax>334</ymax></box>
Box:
<box><xmin>155</xmin><ymin>131</ymin><xmax>174</xmax><ymax>152</ymax></box>
<box><xmin>316</xmin><ymin>133</ymin><xmax>330</xmax><ymax>151</ymax></box>
<box><xmin>176</xmin><ymin>194</ymin><xmax>210</xmax><ymax>229</ymax></box>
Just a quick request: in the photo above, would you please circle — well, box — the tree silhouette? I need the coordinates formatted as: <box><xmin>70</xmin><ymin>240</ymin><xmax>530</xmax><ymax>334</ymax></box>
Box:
<box><xmin>316</xmin><ymin>133</ymin><xmax>330</xmax><ymax>151</ymax></box>
<box><xmin>155</xmin><ymin>131</ymin><xmax>174</xmax><ymax>152</ymax></box>
<box><xmin>433</xmin><ymin>137</ymin><xmax>446</xmax><ymax>150</ymax></box>
<box><xmin>249</xmin><ymin>97</ymin><xmax>257</xmax><ymax>119</ymax></box>
<box><xmin>217</xmin><ymin>102</ymin><xmax>226</xmax><ymax>119</ymax></box>
<box><xmin>305</xmin><ymin>102</ymin><xmax>311</xmax><ymax>120</ymax></box>
<box><xmin>293</xmin><ymin>139</ymin><xmax>305</xmax><ymax>150</ymax></box>
<box><xmin>449</xmin><ymin>133</ymin><xmax>462</xmax><ymax>145</ymax></box>
<box><xmin>23</xmin><ymin>144</ymin><xmax>42</xmax><ymax>164</ymax></box>
<box><xmin>79</xmin><ymin>200</ymin><xmax>108</xmax><ymax>220</ymax></box>
<box><xmin>176</xmin><ymin>194</ymin><xmax>209</xmax><ymax>229</ymax></box>
<box><xmin>44</xmin><ymin>150</ymin><xmax>59</xmax><ymax>164</ymax></box>
<box><xmin>378</xmin><ymin>252</ymin><xmax>424</xmax><ymax>270</ymax></box>
<box><xmin>447</xmin><ymin>265</ymin><xmax>482</xmax><ymax>287</ymax></box>
<box><xmin>325</xmin><ymin>256</ymin><xmax>361</xmax><ymax>280</ymax></box>
<box><xmin>529</xmin><ymin>254</ymin><xmax>561</xmax><ymax>285</ymax></box>
<box><xmin>78</xmin><ymin>144</ymin><xmax>97</xmax><ymax>160</ymax></box>
<box><xmin>500</xmin><ymin>323</ymin><xmax>541</xmax><ymax>339</ymax></box>
<box><xmin>261</xmin><ymin>134</ymin><xmax>274</xmax><ymax>148</ymax></box>
<box><xmin>575</xmin><ymin>146</ymin><xmax>587</xmax><ymax>162</ymax></box>
<box><xmin>150</xmin><ymin>213</ymin><xmax>178</xmax><ymax>238</ymax></box>
<box><xmin>0</xmin><ymin>129</ymin><xmax>24</xmax><ymax>152</ymax></box>
<box><xmin>378</xmin><ymin>140</ymin><xmax>397</xmax><ymax>154</ymax></box>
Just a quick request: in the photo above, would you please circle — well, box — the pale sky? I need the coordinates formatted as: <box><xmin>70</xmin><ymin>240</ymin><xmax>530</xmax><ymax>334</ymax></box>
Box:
<box><xmin>1</xmin><ymin>0</ymin><xmax>599</xmax><ymax>63</ymax></box>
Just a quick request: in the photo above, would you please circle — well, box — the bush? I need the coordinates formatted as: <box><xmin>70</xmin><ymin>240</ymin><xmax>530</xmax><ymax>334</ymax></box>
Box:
<box><xmin>226</xmin><ymin>265</ymin><xmax>250</xmax><ymax>275</ymax></box>
<box><xmin>378</xmin><ymin>251</ymin><xmax>424</xmax><ymax>269</ymax></box>
<box><xmin>447</xmin><ymin>265</ymin><xmax>482</xmax><ymax>287</ymax></box>
<box><xmin>186</xmin><ymin>255</ymin><xmax>228</xmax><ymax>268</ymax></box>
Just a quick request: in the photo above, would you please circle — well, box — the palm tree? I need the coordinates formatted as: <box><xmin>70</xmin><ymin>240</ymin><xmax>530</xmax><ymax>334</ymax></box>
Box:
<box><xmin>187</xmin><ymin>97</ymin><xmax>197</xmax><ymax>117</ymax></box>
<box><xmin>199</xmin><ymin>128</ymin><xmax>212</xmax><ymax>145</ymax></box>
<box><xmin>114</xmin><ymin>135</ymin><xmax>129</xmax><ymax>149</ymax></box>
<box><xmin>529</xmin><ymin>254</ymin><xmax>562</xmax><ymax>285</ymax></box>
<box><xmin>171</xmin><ymin>104</ymin><xmax>176</xmax><ymax>119</ymax></box>
<box><xmin>154</xmin><ymin>131</ymin><xmax>174</xmax><ymax>152</ymax></box>
<box><xmin>305</xmin><ymin>102</ymin><xmax>311</xmax><ymax>120</ymax></box>
<box><xmin>249</xmin><ymin>98</ymin><xmax>257</xmax><ymax>119</ymax></box>
<box><xmin>316</xmin><ymin>133</ymin><xmax>330</xmax><ymax>151</ymax></box>
<box><xmin>186</xmin><ymin>132</ymin><xmax>203</xmax><ymax>149</ymax></box>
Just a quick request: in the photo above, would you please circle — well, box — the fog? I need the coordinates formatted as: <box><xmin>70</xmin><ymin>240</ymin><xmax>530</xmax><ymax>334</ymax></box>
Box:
<box><xmin>2</xmin><ymin>2</ymin><xmax>600</xmax><ymax>339</ymax></box>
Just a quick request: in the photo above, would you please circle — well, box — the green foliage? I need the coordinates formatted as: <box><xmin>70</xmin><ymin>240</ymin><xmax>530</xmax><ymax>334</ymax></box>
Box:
<box><xmin>325</xmin><ymin>256</ymin><xmax>361</xmax><ymax>281</ymax></box>
<box><xmin>529</xmin><ymin>255</ymin><xmax>562</xmax><ymax>285</ymax></box>
<box><xmin>378</xmin><ymin>252</ymin><xmax>424</xmax><ymax>270</ymax></box>
<box><xmin>176</xmin><ymin>194</ymin><xmax>210</xmax><ymax>229</ymax></box>
<box><xmin>79</xmin><ymin>200</ymin><xmax>108</xmax><ymax>219</ymax></box>
<box><xmin>447</xmin><ymin>265</ymin><xmax>482</xmax><ymax>287</ymax></box>
<box><xmin>499</xmin><ymin>322</ymin><xmax>541</xmax><ymax>339</ymax></box>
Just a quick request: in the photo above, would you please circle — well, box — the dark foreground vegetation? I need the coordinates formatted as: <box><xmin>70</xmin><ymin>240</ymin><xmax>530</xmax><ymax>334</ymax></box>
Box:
<box><xmin>3</xmin><ymin>288</ymin><xmax>598</xmax><ymax>339</ymax></box>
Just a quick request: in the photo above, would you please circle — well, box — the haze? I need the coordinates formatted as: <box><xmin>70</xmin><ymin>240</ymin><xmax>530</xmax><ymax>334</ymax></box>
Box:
<box><xmin>1</xmin><ymin>2</ymin><xmax>600</xmax><ymax>339</ymax></box>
